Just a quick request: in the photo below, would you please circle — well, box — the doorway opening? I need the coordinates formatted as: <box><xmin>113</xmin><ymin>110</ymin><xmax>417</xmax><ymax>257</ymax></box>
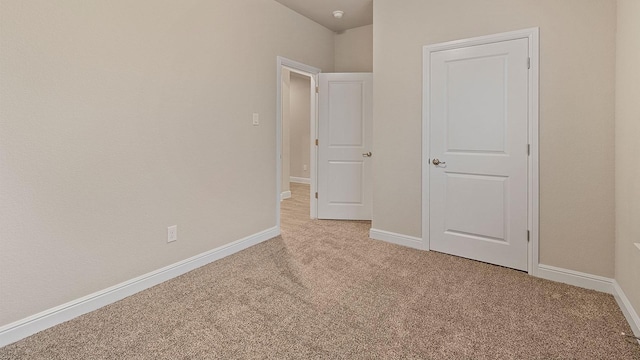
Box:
<box><xmin>276</xmin><ymin>57</ymin><xmax>320</xmax><ymax>234</ymax></box>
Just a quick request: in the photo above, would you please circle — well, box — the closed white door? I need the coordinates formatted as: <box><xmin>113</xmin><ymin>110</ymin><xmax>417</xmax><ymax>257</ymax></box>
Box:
<box><xmin>317</xmin><ymin>73</ymin><xmax>373</xmax><ymax>220</ymax></box>
<box><xmin>428</xmin><ymin>38</ymin><xmax>529</xmax><ymax>271</ymax></box>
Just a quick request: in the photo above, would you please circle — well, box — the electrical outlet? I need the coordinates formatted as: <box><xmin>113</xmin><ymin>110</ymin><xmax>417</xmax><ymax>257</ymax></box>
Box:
<box><xmin>252</xmin><ymin>113</ymin><xmax>259</xmax><ymax>126</ymax></box>
<box><xmin>167</xmin><ymin>225</ymin><xmax>177</xmax><ymax>243</ymax></box>
<box><xmin>303</xmin><ymin>164</ymin><xmax>307</xmax><ymax>171</ymax></box>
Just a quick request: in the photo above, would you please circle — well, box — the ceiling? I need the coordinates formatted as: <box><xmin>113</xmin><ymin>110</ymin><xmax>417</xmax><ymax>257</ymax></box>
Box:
<box><xmin>274</xmin><ymin>0</ymin><xmax>373</xmax><ymax>33</ymax></box>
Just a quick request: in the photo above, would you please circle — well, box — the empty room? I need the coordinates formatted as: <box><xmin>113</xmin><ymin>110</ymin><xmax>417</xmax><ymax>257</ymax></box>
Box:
<box><xmin>1</xmin><ymin>0</ymin><xmax>639</xmax><ymax>358</ymax></box>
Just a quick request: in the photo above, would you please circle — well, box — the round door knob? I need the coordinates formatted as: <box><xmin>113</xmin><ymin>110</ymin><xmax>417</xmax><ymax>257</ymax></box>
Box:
<box><xmin>432</xmin><ymin>158</ymin><xmax>446</xmax><ymax>166</ymax></box>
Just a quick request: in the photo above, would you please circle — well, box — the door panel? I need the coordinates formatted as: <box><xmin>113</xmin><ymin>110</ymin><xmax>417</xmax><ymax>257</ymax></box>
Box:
<box><xmin>444</xmin><ymin>173</ymin><xmax>507</xmax><ymax>242</ymax></box>
<box><xmin>429</xmin><ymin>38</ymin><xmax>529</xmax><ymax>271</ymax></box>
<box><xmin>446</xmin><ymin>55</ymin><xmax>507</xmax><ymax>153</ymax></box>
<box><xmin>327</xmin><ymin>161</ymin><xmax>364</xmax><ymax>204</ymax></box>
<box><xmin>318</xmin><ymin>73</ymin><xmax>373</xmax><ymax>220</ymax></box>
<box><xmin>328</xmin><ymin>82</ymin><xmax>365</xmax><ymax>146</ymax></box>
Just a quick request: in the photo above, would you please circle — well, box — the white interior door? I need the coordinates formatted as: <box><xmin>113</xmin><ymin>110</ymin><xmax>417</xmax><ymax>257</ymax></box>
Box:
<box><xmin>317</xmin><ymin>73</ymin><xmax>373</xmax><ymax>220</ymax></box>
<box><xmin>428</xmin><ymin>38</ymin><xmax>529</xmax><ymax>271</ymax></box>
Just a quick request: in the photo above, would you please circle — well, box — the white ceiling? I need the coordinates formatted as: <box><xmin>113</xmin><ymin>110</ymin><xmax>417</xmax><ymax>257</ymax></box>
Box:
<box><xmin>274</xmin><ymin>0</ymin><xmax>373</xmax><ymax>33</ymax></box>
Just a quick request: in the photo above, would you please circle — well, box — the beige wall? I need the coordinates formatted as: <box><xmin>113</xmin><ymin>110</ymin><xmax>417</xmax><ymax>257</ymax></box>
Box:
<box><xmin>334</xmin><ymin>24</ymin><xmax>373</xmax><ymax>72</ymax></box>
<box><xmin>282</xmin><ymin>69</ymin><xmax>291</xmax><ymax>193</ymax></box>
<box><xmin>0</xmin><ymin>0</ymin><xmax>334</xmax><ymax>326</ymax></box>
<box><xmin>289</xmin><ymin>73</ymin><xmax>311</xmax><ymax>179</ymax></box>
<box><xmin>615</xmin><ymin>0</ymin><xmax>640</xmax><ymax>322</ymax></box>
<box><xmin>373</xmin><ymin>0</ymin><xmax>617</xmax><ymax>277</ymax></box>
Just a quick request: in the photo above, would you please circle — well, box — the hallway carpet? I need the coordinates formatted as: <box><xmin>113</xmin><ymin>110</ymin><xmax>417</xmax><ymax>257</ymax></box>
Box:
<box><xmin>1</xmin><ymin>183</ymin><xmax>638</xmax><ymax>359</ymax></box>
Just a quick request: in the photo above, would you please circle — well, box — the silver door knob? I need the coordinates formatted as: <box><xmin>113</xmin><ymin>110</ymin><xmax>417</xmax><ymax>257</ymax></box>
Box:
<box><xmin>362</xmin><ymin>152</ymin><xmax>372</xmax><ymax>157</ymax></box>
<box><xmin>432</xmin><ymin>158</ymin><xmax>446</xmax><ymax>166</ymax></box>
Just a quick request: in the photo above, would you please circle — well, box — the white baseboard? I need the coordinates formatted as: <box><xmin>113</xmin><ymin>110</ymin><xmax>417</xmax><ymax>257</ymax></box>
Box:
<box><xmin>0</xmin><ymin>226</ymin><xmax>279</xmax><ymax>348</ymax></box>
<box><xmin>536</xmin><ymin>264</ymin><xmax>614</xmax><ymax>294</ymax></box>
<box><xmin>280</xmin><ymin>191</ymin><xmax>291</xmax><ymax>201</ymax></box>
<box><xmin>290</xmin><ymin>176</ymin><xmax>310</xmax><ymax>184</ymax></box>
<box><xmin>613</xmin><ymin>280</ymin><xmax>640</xmax><ymax>337</ymax></box>
<box><xmin>369</xmin><ymin>228</ymin><xmax>424</xmax><ymax>250</ymax></box>
<box><xmin>533</xmin><ymin>247</ymin><xmax>640</xmax><ymax>337</ymax></box>
<box><xmin>528</xmin><ymin>264</ymin><xmax>640</xmax><ymax>338</ymax></box>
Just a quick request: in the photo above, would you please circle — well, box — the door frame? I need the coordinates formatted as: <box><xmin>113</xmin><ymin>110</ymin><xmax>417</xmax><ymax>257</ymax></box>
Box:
<box><xmin>421</xmin><ymin>28</ymin><xmax>540</xmax><ymax>275</ymax></box>
<box><xmin>276</xmin><ymin>56</ymin><xmax>320</xmax><ymax>233</ymax></box>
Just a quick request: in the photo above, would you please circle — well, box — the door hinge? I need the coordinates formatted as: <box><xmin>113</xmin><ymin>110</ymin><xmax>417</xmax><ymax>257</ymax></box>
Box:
<box><xmin>315</xmin><ymin>139</ymin><xmax>319</xmax><ymax>146</ymax></box>
<box><xmin>527</xmin><ymin>57</ymin><xmax>531</xmax><ymax>69</ymax></box>
<box><xmin>315</xmin><ymin>192</ymin><xmax>318</xmax><ymax>199</ymax></box>
<box><xmin>527</xmin><ymin>144</ymin><xmax>530</xmax><ymax>155</ymax></box>
<box><xmin>315</xmin><ymin>86</ymin><xmax>319</xmax><ymax>94</ymax></box>
<box><xmin>527</xmin><ymin>230</ymin><xmax>530</xmax><ymax>242</ymax></box>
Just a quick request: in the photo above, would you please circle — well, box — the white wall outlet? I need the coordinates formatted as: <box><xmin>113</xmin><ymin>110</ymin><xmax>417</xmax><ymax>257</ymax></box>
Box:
<box><xmin>167</xmin><ymin>225</ymin><xmax>177</xmax><ymax>243</ymax></box>
<box><xmin>252</xmin><ymin>113</ymin><xmax>259</xmax><ymax>126</ymax></box>
<box><xmin>303</xmin><ymin>164</ymin><xmax>308</xmax><ymax>171</ymax></box>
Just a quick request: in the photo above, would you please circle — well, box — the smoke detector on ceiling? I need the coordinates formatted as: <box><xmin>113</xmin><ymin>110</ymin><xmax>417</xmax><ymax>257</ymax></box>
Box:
<box><xmin>332</xmin><ymin>10</ymin><xmax>344</xmax><ymax>19</ymax></box>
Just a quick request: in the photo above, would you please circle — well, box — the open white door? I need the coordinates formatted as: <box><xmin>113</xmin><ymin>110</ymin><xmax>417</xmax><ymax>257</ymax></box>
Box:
<box><xmin>317</xmin><ymin>73</ymin><xmax>373</xmax><ymax>220</ymax></box>
<box><xmin>427</xmin><ymin>37</ymin><xmax>530</xmax><ymax>271</ymax></box>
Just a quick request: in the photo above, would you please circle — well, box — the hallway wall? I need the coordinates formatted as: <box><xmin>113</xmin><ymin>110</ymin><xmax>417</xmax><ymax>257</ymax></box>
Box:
<box><xmin>335</xmin><ymin>24</ymin><xmax>373</xmax><ymax>72</ymax></box>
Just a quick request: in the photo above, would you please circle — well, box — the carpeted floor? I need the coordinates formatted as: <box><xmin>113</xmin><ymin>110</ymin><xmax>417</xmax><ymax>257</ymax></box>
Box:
<box><xmin>1</xmin><ymin>183</ymin><xmax>638</xmax><ymax>359</ymax></box>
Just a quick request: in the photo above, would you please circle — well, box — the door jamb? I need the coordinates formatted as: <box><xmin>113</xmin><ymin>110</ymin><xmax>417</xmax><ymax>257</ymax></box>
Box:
<box><xmin>276</xmin><ymin>56</ymin><xmax>320</xmax><ymax>234</ymax></box>
<box><xmin>421</xmin><ymin>28</ymin><xmax>540</xmax><ymax>275</ymax></box>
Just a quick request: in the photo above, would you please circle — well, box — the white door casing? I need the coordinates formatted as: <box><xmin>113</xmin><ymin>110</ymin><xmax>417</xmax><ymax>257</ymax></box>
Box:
<box><xmin>317</xmin><ymin>73</ymin><xmax>373</xmax><ymax>220</ymax></box>
<box><xmin>423</xmin><ymin>30</ymin><xmax>539</xmax><ymax>272</ymax></box>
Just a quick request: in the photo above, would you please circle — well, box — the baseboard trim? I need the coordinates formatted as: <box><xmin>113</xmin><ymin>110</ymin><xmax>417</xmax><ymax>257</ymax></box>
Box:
<box><xmin>613</xmin><ymin>280</ymin><xmax>640</xmax><ymax>337</ymax></box>
<box><xmin>369</xmin><ymin>228</ymin><xmax>424</xmax><ymax>250</ymax></box>
<box><xmin>280</xmin><ymin>191</ymin><xmax>291</xmax><ymax>201</ymax></box>
<box><xmin>534</xmin><ymin>264</ymin><xmax>640</xmax><ymax>337</ymax></box>
<box><xmin>290</xmin><ymin>176</ymin><xmax>310</xmax><ymax>184</ymax></box>
<box><xmin>0</xmin><ymin>226</ymin><xmax>279</xmax><ymax>348</ymax></box>
<box><xmin>536</xmin><ymin>264</ymin><xmax>614</xmax><ymax>294</ymax></box>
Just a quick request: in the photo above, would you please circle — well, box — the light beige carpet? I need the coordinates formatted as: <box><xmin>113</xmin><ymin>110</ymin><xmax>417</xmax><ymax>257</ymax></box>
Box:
<box><xmin>1</xmin><ymin>183</ymin><xmax>638</xmax><ymax>359</ymax></box>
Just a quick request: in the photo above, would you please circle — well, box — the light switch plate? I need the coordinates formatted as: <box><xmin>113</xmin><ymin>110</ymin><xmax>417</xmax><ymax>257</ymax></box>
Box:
<box><xmin>168</xmin><ymin>225</ymin><xmax>177</xmax><ymax>243</ymax></box>
<box><xmin>252</xmin><ymin>113</ymin><xmax>259</xmax><ymax>126</ymax></box>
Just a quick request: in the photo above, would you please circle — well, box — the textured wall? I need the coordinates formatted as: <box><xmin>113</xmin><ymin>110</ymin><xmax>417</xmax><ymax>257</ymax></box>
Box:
<box><xmin>373</xmin><ymin>0</ymin><xmax>616</xmax><ymax>277</ymax></box>
<box><xmin>335</xmin><ymin>24</ymin><xmax>373</xmax><ymax>72</ymax></box>
<box><xmin>615</xmin><ymin>0</ymin><xmax>640</xmax><ymax>326</ymax></box>
<box><xmin>0</xmin><ymin>0</ymin><xmax>334</xmax><ymax>326</ymax></box>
